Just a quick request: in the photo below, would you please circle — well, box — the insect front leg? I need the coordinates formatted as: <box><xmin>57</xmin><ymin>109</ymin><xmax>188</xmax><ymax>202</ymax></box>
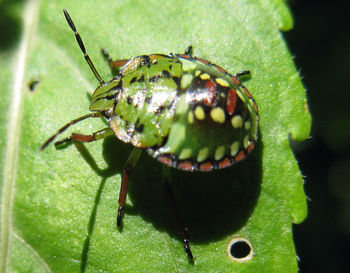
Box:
<box><xmin>40</xmin><ymin>112</ymin><xmax>103</xmax><ymax>150</ymax></box>
<box><xmin>101</xmin><ymin>49</ymin><xmax>129</xmax><ymax>72</ymax></box>
<box><xmin>162</xmin><ymin>166</ymin><xmax>194</xmax><ymax>260</ymax></box>
<box><xmin>117</xmin><ymin>147</ymin><xmax>142</xmax><ymax>227</ymax></box>
<box><xmin>54</xmin><ymin>127</ymin><xmax>114</xmax><ymax>148</ymax></box>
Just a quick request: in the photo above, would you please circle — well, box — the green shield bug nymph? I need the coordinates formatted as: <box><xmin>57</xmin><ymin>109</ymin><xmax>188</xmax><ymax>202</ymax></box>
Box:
<box><xmin>41</xmin><ymin>9</ymin><xmax>259</xmax><ymax>260</ymax></box>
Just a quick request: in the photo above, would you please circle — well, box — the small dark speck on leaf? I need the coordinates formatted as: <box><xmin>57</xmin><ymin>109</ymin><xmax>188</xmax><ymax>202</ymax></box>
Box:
<box><xmin>28</xmin><ymin>79</ymin><xmax>40</xmax><ymax>92</ymax></box>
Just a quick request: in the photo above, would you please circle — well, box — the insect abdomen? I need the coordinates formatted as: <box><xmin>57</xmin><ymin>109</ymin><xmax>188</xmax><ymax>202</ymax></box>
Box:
<box><xmin>148</xmin><ymin>56</ymin><xmax>259</xmax><ymax>171</ymax></box>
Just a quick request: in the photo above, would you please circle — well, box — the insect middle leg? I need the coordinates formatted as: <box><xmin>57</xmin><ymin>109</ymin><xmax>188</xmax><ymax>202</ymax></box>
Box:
<box><xmin>41</xmin><ymin>112</ymin><xmax>104</xmax><ymax>150</ymax></box>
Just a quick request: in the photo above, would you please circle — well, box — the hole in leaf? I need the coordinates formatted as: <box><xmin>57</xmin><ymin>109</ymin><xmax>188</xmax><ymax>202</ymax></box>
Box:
<box><xmin>227</xmin><ymin>237</ymin><xmax>253</xmax><ymax>262</ymax></box>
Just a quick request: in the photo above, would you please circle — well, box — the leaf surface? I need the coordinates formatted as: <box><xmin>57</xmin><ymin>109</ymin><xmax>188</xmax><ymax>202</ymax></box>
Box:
<box><xmin>1</xmin><ymin>0</ymin><xmax>311</xmax><ymax>272</ymax></box>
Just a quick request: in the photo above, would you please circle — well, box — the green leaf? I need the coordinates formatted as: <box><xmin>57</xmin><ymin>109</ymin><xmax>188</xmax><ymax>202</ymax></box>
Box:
<box><xmin>1</xmin><ymin>0</ymin><xmax>311</xmax><ymax>272</ymax></box>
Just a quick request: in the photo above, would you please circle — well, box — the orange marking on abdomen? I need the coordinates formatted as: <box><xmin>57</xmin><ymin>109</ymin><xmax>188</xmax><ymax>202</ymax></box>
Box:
<box><xmin>178</xmin><ymin>161</ymin><xmax>195</xmax><ymax>171</ymax></box>
<box><xmin>218</xmin><ymin>158</ymin><xmax>231</xmax><ymax>169</ymax></box>
<box><xmin>234</xmin><ymin>151</ymin><xmax>246</xmax><ymax>162</ymax></box>
<box><xmin>253</xmin><ymin>101</ymin><xmax>258</xmax><ymax>112</ymax></box>
<box><xmin>199</xmin><ymin>162</ymin><xmax>214</xmax><ymax>171</ymax></box>
<box><xmin>203</xmin><ymin>80</ymin><xmax>216</xmax><ymax>106</ymax></box>
<box><xmin>178</xmin><ymin>54</ymin><xmax>191</xmax><ymax>60</ymax></box>
<box><xmin>231</xmin><ymin>76</ymin><xmax>241</xmax><ymax>86</ymax></box>
<box><xmin>242</xmin><ymin>86</ymin><xmax>252</xmax><ymax>98</ymax></box>
<box><xmin>247</xmin><ymin>142</ymin><xmax>255</xmax><ymax>153</ymax></box>
<box><xmin>158</xmin><ymin>156</ymin><xmax>173</xmax><ymax>167</ymax></box>
<box><xmin>196</xmin><ymin>57</ymin><xmax>210</xmax><ymax>65</ymax></box>
<box><xmin>226</xmin><ymin>89</ymin><xmax>237</xmax><ymax>115</ymax></box>
<box><xmin>213</xmin><ymin>64</ymin><xmax>227</xmax><ymax>73</ymax></box>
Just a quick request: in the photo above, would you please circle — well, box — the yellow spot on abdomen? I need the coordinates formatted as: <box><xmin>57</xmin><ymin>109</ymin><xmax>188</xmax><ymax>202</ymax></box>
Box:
<box><xmin>215</xmin><ymin>78</ymin><xmax>229</xmax><ymax>87</ymax></box>
<box><xmin>236</xmin><ymin>91</ymin><xmax>246</xmax><ymax>102</ymax></box>
<box><xmin>215</xmin><ymin>146</ymin><xmax>226</xmax><ymax>161</ymax></box>
<box><xmin>231</xmin><ymin>115</ymin><xmax>243</xmax><ymax>128</ymax></box>
<box><xmin>197</xmin><ymin>147</ymin><xmax>209</xmax><ymax>162</ymax></box>
<box><xmin>175</xmin><ymin>94</ymin><xmax>188</xmax><ymax>115</ymax></box>
<box><xmin>179</xmin><ymin>148</ymin><xmax>192</xmax><ymax>160</ymax></box>
<box><xmin>200</xmin><ymin>73</ymin><xmax>210</xmax><ymax>80</ymax></box>
<box><xmin>230</xmin><ymin>142</ymin><xmax>239</xmax><ymax>156</ymax></box>
<box><xmin>210</xmin><ymin>107</ymin><xmax>225</xmax><ymax>124</ymax></box>
<box><xmin>181</xmin><ymin>59</ymin><xmax>196</xmax><ymax>71</ymax></box>
<box><xmin>187</xmin><ymin>111</ymin><xmax>194</xmax><ymax>124</ymax></box>
<box><xmin>181</xmin><ymin>74</ymin><xmax>194</xmax><ymax>89</ymax></box>
<box><xmin>194</xmin><ymin>106</ymin><xmax>205</xmax><ymax>120</ymax></box>
<box><xmin>243</xmin><ymin>135</ymin><xmax>250</xmax><ymax>149</ymax></box>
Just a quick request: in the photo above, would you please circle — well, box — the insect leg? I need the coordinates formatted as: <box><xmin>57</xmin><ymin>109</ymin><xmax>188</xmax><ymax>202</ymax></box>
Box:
<box><xmin>184</xmin><ymin>45</ymin><xmax>193</xmax><ymax>56</ymax></box>
<box><xmin>117</xmin><ymin>147</ymin><xmax>142</xmax><ymax>227</ymax></box>
<box><xmin>54</xmin><ymin>127</ymin><xmax>114</xmax><ymax>147</ymax></box>
<box><xmin>40</xmin><ymin>112</ymin><xmax>103</xmax><ymax>151</ymax></box>
<box><xmin>101</xmin><ymin>49</ymin><xmax>129</xmax><ymax>70</ymax></box>
<box><xmin>235</xmin><ymin>70</ymin><xmax>251</xmax><ymax>82</ymax></box>
<box><xmin>162</xmin><ymin>166</ymin><xmax>194</xmax><ymax>260</ymax></box>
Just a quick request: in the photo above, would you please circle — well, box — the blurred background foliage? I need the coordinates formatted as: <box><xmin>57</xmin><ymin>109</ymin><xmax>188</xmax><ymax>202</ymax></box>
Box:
<box><xmin>286</xmin><ymin>0</ymin><xmax>350</xmax><ymax>272</ymax></box>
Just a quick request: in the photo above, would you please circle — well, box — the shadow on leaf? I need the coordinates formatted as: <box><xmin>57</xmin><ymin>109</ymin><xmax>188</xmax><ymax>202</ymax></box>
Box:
<box><xmin>75</xmin><ymin>129</ymin><xmax>262</xmax><ymax>271</ymax></box>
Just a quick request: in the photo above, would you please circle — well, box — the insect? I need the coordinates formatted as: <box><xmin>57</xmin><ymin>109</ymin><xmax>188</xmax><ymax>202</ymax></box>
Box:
<box><xmin>41</xmin><ymin>9</ymin><xmax>259</xmax><ymax>259</ymax></box>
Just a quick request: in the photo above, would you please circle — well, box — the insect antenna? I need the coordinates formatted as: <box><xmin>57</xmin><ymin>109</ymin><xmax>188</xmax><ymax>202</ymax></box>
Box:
<box><xmin>63</xmin><ymin>9</ymin><xmax>105</xmax><ymax>85</ymax></box>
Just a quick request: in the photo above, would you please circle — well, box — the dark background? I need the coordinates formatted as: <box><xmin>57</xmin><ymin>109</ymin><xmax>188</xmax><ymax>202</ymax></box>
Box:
<box><xmin>286</xmin><ymin>0</ymin><xmax>350</xmax><ymax>272</ymax></box>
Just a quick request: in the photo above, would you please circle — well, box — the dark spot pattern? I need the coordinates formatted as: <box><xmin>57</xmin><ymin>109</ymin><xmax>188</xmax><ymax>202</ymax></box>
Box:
<box><xmin>138</xmin><ymin>74</ymin><xmax>145</xmax><ymax>82</ymax></box>
<box><xmin>149</xmin><ymin>75</ymin><xmax>160</xmax><ymax>83</ymax></box>
<box><xmin>145</xmin><ymin>96</ymin><xmax>153</xmax><ymax>104</ymax></box>
<box><xmin>135</xmin><ymin>123</ymin><xmax>144</xmax><ymax>133</ymax></box>
<box><xmin>140</xmin><ymin>55</ymin><xmax>151</xmax><ymax>68</ymax></box>
<box><xmin>129</xmin><ymin>77</ymin><xmax>137</xmax><ymax>84</ymax></box>
<box><xmin>161</xmin><ymin>70</ymin><xmax>171</xmax><ymax>77</ymax></box>
<box><xmin>156</xmin><ymin>105</ymin><xmax>165</xmax><ymax>114</ymax></box>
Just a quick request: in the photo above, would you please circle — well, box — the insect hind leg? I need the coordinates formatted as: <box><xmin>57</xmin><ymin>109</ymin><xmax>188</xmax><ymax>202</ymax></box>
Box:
<box><xmin>235</xmin><ymin>70</ymin><xmax>251</xmax><ymax>82</ymax></box>
<box><xmin>162</xmin><ymin>166</ymin><xmax>194</xmax><ymax>260</ymax></box>
<box><xmin>117</xmin><ymin>148</ymin><xmax>142</xmax><ymax>227</ymax></box>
